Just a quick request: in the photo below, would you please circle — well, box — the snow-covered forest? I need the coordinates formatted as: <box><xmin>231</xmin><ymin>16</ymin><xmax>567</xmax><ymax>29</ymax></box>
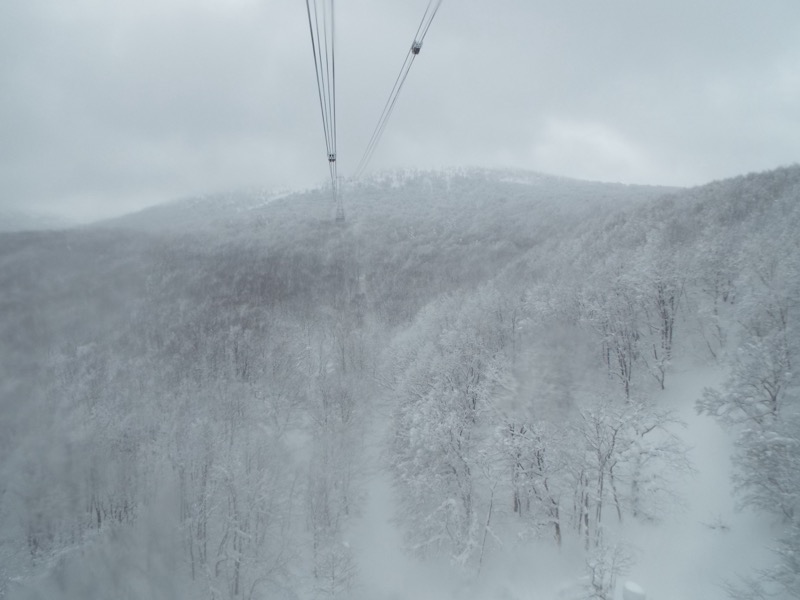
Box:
<box><xmin>1</xmin><ymin>165</ymin><xmax>799</xmax><ymax>599</ymax></box>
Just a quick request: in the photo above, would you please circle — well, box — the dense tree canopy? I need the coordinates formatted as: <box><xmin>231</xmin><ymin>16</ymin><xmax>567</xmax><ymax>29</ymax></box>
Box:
<box><xmin>1</xmin><ymin>166</ymin><xmax>799</xmax><ymax>599</ymax></box>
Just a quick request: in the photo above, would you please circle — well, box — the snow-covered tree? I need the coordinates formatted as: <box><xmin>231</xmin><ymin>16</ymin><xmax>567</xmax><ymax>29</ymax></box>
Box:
<box><xmin>582</xmin><ymin>535</ymin><xmax>635</xmax><ymax>600</ymax></box>
<box><xmin>579</xmin><ymin>281</ymin><xmax>642</xmax><ymax>400</ymax></box>
<box><xmin>388</xmin><ymin>289</ymin><xmax>516</xmax><ymax>566</ymax></box>
<box><xmin>496</xmin><ymin>420</ymin><xmax>569</xmax><ymax>546</ymax></box>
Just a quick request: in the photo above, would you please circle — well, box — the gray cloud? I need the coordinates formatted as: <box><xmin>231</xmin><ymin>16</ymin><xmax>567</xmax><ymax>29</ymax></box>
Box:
<box><xmin>1</xmin><ymin>0</ymin><xmax>799</xmax><ymax>220</ymax></box>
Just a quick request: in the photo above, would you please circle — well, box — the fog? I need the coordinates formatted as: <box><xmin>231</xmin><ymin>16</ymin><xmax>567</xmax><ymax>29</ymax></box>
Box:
<box><xmin>1</xmin><ymin>166</ymin><xmax>799</xmax><ymax>599</ymax></box>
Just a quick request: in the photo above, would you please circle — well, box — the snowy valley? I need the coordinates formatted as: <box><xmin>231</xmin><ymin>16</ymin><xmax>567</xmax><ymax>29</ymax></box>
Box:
<box><xmin>1</xmin><ymin>166</ymin><xmax>799</xmax><ymax>600</ymax></box>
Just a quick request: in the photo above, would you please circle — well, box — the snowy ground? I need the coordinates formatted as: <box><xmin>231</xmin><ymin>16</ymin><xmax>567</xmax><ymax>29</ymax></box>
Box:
<box><xmin>348</xmin><ymin>364</ymin><xmax>778</xmax><ymax>600</ymax></box>
<box><xmin>620</xmin><ymin>365</ymin><xmax>775</xmax><ymax>600</ymax></box>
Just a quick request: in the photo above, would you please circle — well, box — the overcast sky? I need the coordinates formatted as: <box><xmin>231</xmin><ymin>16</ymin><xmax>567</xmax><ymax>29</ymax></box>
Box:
<box><xmin>1</xmin><ymin>0</ymin><xmax>799</xmax><ymax>221</ymax></box>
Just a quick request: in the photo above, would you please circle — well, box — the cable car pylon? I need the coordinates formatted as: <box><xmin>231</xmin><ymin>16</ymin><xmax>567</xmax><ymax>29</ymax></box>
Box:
<box><xmin>335</xmin><ymin>177</ymin><xmax>344</xmax><ymax>223</ymax></box>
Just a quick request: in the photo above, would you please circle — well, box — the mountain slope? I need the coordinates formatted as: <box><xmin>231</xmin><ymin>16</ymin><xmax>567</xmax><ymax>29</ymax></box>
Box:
<box><xmin>0</xmin><ymin>165</ymin><xmax>798</xmax><ymax>600</ymax></box>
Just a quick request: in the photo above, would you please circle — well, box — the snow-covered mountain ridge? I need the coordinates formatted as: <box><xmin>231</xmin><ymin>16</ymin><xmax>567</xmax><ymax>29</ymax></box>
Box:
<box><xmin>96</xmin><ymin>168</ymin><xmax>677</xmax><ymax>234</ymax></box>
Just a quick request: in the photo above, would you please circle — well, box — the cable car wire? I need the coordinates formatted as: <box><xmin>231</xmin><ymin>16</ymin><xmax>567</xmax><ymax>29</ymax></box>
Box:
<box><xmin>305</xmin><ymin>0</ymin><xmax>344</xmax><ymax>220</ymax></box>
<box><xmin>354</xmin><ymin>0</ymin><xmax>443</xmax><ymax>179</ymax></box>
<box><xmin>354</xmin><ymin>49</ymin><xmax>415</xmax><ymax>179</ymax></box>
<box><xmin>305</xmin><ymin>0</ymin><xmax>337</xmax><ymax>187</ymax></box>
<box><xmin>303</xmin><ymin>0</ymin><xmax>443</xmax><ymax>220</ymax></box>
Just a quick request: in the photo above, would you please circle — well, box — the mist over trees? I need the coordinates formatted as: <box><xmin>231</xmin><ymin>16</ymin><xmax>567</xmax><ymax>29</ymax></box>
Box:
<box><xmin>1</xmin><ymin>166</ymin><xmax>799</xmax><ymax>599</ymax></box>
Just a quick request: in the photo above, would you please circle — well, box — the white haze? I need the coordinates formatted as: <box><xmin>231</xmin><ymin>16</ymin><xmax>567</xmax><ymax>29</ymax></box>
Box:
<box><xmin>1</xmin><ymin>166</ymin><xmax>799</xmax><ymax>599</ymax></box>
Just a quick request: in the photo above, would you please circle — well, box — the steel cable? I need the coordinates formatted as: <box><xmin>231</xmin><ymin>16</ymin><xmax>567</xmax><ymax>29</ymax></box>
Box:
<box><xmin>305</xmin><ymin>0</ymin><xmax>337</xmax><ymax>189</ymax></box>
<box><xmin>354</xmin><ymin>0</ymin><xmax>443</xmax><ymax>178</ymax></box>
